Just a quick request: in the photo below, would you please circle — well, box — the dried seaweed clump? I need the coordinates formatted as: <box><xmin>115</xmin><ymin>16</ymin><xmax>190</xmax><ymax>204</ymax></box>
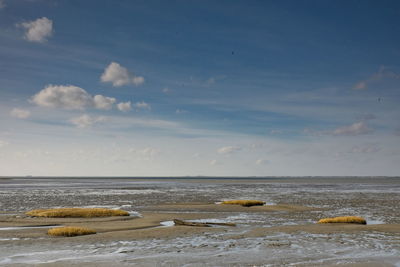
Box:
<box><xmin>318</xmin><ymin>216</ymin><xmax>366</xmax><ymax>224</ymax></box>
<box><xmin>221</xmin><ymin>200</ymin><xmax>265</xmax><ymax>207</ymax></box>
<box><xmin>26</xmin><ymin>208</ymin><xmax>129</xmax><ymax>218</ymax></box>
<box><xmin>48</xmin><ymin>226</ymin><xmax>96</xmax><ymax>237</ymax></box>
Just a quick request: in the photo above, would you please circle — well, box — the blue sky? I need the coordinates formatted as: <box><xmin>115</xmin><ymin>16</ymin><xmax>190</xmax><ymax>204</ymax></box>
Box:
<box><xmin>1</xmin><ymin>0</ymin><xmax>400</xmax><ymax>176</ymax></box>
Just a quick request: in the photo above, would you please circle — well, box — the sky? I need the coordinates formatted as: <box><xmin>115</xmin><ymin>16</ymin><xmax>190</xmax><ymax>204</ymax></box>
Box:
<box><xmin>0</xmin><ymin>0</ymin><xmax>400</xmax><ymax>176</ymax></box>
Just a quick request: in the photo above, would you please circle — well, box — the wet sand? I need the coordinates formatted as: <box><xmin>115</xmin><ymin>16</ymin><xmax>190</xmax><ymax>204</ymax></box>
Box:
<box><xmin>232</xmin><ymin>223</ymin><xmax>400</xmax><ymax>238</ymax></box>
<box><xmin>0</xmin><ymin>203</ymin><xmax>317</xmax><ymax>241</ymax></box>
<box><xmin>143</xmin><ymin>202</ymin><xmax>320</xmax><ymax>212</ymax></box>
<box><xmin>1</xmin><ymin>202</ymin><xmax>399</xmax><ymax>267</ymax></box>
<box><xmin>1</xmin><ymin>177</ymin><xmax>399</xmax><ymax>266</ymax></box>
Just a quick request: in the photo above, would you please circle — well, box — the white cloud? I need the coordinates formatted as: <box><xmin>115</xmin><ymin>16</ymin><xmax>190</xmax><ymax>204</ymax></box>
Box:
<box><xmin>93</xmin><ymin>95</ymin><xmax>116</xmax><ymax>110</ymax></box>
<box><xmin>135</xmin><ymin>101</ymin><xmax>151</xmax><ymax>110</ymax></box>
<box><xmin>10</xmin><ymin>108</ymin><xmax>31</xmax><ymax>119</ymax></box>
<box><xmin>31</xmin><ymin>85</ymin><xmax>117</xmax><ymax>111</ymax></box>
<box><xmin>17</xmin><ymin>17</ymin><xmax>53</xmax><ymax>43</ymax></box>
<box><xmin>117</xmin><ymin>101</ymin><xmax>131</xmax><ymax>112</ymax></box>
<box><xmin>217</xmin><ymin>146</ymin><xmax>241</xmax><ymax>154</ymax></box>
<box><xmin>0</xmin><ymin>0</ymin><xmax>6</xmax><ymax>9</ymax></box>
<box><xmin>101</xmin><ymin>62</ymin><xmax>144</xmax><ymax>87</ymax></box>
<box><xmin>32</xmin><ymin>85</ymin><xmax>92</xmax><ymax>110</ymax></box>
<box><xmin>332</xmin><ymin>121</ymin><xmax>372</xmax><ymax>136</ymax></box>
<box><xmin>70</xmin><ymin>114</ymin><xmax>106</xmax><ymax>128</ymax></box>
<box><xmin>162</xmin><ymin>87</ymin><xmax>170</xmax><ymax>93</ymax></box>
<box><xmin>255</xmin><ymin>159</ymin><xmax>268</xmax><ymax>165</ymax></box>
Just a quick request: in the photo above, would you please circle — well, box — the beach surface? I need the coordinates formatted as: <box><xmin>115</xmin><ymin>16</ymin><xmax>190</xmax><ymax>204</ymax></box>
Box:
<box><xmin>0</xmin><ymin>177</ymin><xmax>399</xmax><ymax>266</ymax></box>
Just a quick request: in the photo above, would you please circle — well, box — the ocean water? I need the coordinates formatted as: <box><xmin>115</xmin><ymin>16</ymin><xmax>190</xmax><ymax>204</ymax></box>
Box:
<box><xmin>0</xmin><ymin>177</ymin><xmax>399</xmax><ymax>266</ymax></box>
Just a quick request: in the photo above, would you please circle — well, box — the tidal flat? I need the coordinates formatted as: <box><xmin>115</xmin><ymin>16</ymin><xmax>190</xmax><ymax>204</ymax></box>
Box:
<box><xmin>0</xmin><ymin>177</ymin><xmax>399</xmax><ymax>266</ymax></box>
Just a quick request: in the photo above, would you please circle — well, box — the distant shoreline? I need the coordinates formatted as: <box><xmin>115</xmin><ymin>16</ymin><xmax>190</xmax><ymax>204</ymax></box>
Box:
<box><xmin>1</xmin><ymin>176</ymin><xmax>399</xmax><ymax>185</ymax></box>
<box><xmin>1</xmin><ymin>176</ymin><xmax>399</xmax><ymax>179</ymax></box>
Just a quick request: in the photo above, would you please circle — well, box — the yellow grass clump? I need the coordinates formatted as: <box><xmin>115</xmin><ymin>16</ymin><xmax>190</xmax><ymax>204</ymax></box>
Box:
<box><xmin>221</xmin><ymin>200</ymin><xmax>265</xmax><ymax>207</ymax></box>
<box><xmin>318</xmin><ymin>216</ymin><xmax>367</xmax><ymax>224</ymax></box>
<box><xmin>26</xmin><ymin>208</ymin><xmax>130</xmax><ymax>218</ymax></box>
<box><xmin>48</xmin><ymin>226</ymin><xmax>96</xmax><ymax>237</ymax></box>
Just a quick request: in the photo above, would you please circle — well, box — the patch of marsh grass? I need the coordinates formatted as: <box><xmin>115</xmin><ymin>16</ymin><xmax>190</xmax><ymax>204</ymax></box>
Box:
<box><xmin>318</xmin><ymin>216</ymin><xmax>366</xmax><ymax>224</ymax></box>
<box><xmin>221</xmin><ymin>200</ymin><xmax>265</xmax><ymax>207</ymax></box>
<box><xmin>48</xmin><ymin>226</ymin><xmax>96</xmax><ymax>237</ymax></box>
<box><xmin>26</xmin><ymin>208</ymin><xmax>129</xmax><ymax>218</ymax></box>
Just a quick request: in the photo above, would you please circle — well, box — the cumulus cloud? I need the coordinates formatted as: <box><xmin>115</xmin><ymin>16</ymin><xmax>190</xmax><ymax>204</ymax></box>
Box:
<box><xmin>17</xmin><ymin>17</ymin><xmax>53</xmax><ymax>43</ymax></box>
<box><xmin>10</xmin><ymin>108</ymin><xmax>31</xmax><ymax>119</ymax></box>
<box><xmin>31</xmin><ymin>85</ymin><xmax>117</xmax><ymax>111</ymax></box>
<box><xmin>217</xmin><ymin>146</ymin><xmax>241</xmax><ymax>154</ymax></box>
<box><xmin>135</xmin><ymin>101</ymin><xmax>151</xmax><ymax>110</ymax></box>
<box><xmin>101</xmin><ymin>62</ymin><xmax>144</xmax><ymax>87</ymax></box>
<box><xmin>93</xmin><ymin>95</ymin><xmax>116</xmax><ymax>110</ymax></box>
<box><xmin>117</xmin><ymin>101</ymin><xmax>131</xmax><ymax>112</ymax></box>
<box><xmin>332</xmin><ymin>121</ymin><xmax>373</xmax><ymax>136</ymax></box>
<box><xmin>162</xmin><ymin>87</ymin><xmax>170</xmax><ymax>93</ymax></box>
<box><xmin>32</xmin><ymin>85</ymin><xmax>93</xmax><ymax>110</ymax></box>
<box><xmin>70</xmin><ymin>114</ymin><xmax>106</xmax><ymax>128</ymax></box>
<box><xmin>209</xmin><ymin>159</ymin><xmax>218</xmax><ymax>165</ymax></box>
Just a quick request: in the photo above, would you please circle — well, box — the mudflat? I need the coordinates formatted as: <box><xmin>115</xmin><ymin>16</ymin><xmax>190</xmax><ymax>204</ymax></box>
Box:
<box><xmin>1</xmin><ymin>177</ymin><xmax>399</xmax><ymax>266</ymax></box>
<box><xmin>0</xmin><ymin>203</ymin><xmax>317</xmax><ymax>242</ymax></box>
